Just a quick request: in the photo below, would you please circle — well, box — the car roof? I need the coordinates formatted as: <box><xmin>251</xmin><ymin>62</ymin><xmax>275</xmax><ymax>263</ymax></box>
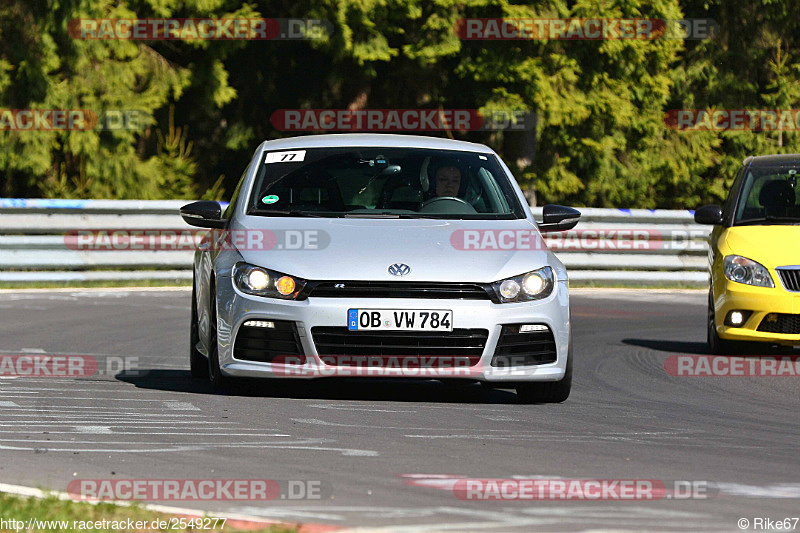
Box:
<box><xmin>745</xmin><ymin>154</ymin><xmax>800</xmax><ymax>168</ymax></box>
<box><xmin>255</xmin><ymin>134</ymin><xmax>493</xmax><ymax>153</ymax></box>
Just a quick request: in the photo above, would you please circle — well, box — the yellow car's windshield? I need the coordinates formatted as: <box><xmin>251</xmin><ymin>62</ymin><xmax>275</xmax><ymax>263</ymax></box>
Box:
<box><xmin>734</xmin><ymin>167</ymin><xmax>800</xmax><ymax>225</ymax></box>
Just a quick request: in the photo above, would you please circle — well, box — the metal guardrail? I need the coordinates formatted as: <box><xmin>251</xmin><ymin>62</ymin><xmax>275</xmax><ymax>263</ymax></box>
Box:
<box><xmin>0</xmin><ymin>199</ymin><xmax>710</xmax><ymax>285</ymax></box>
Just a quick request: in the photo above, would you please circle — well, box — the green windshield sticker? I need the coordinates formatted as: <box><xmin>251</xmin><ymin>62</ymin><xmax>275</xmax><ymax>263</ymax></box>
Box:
<box><xmin>262</xmin><ymin>195</ymin><xmax>279</xmax><ymax>204</ymax></box>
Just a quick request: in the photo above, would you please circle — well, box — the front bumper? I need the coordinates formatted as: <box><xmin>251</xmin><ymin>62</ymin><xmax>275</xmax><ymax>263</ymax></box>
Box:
<box><xmin>715</xmin><ymin>278</ymin><xmax>800</xmax><ymax>346</ymax></box>
<box><xmin>215</xmin><ymin>275</ymin><xmax>571</xmax><ymax>382</ymax></box>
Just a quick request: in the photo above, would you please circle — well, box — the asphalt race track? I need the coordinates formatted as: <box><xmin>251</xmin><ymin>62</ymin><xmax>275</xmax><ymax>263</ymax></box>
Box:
<box><xmin>1</xmin><ymin>288</ymin><xmax>799</xmax><ymax>532</ymax></box>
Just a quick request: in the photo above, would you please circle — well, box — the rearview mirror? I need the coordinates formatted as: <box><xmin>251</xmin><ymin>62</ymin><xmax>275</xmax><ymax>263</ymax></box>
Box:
<box><xmin>694</xmin><ymin>204</ymin><xmax>723</xmax><ymax>225</ymax></box>
<box><xmin>180</xmin><ymin>201</ymin><xmax>226</xmax><ymax>229</ymax></box>
<box><xmin>537</xmin><ymin>205</ymin><xmax>581</xmax><ymax>232</ymax></box>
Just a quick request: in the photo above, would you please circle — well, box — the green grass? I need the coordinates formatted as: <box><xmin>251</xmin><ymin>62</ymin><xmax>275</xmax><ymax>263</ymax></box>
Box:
<box><xmin>569</xmin><ymin>281</ymin><xmax>706</xmax><ymax>290</ymax></box>
<box><xmin>0</xmin><ymin>492</ymin><xmax>296</xmax><ymax>532</ymax></box>
<box><xmin>0</xmin><ymin>280</ymin><xmax>192</xmax><ymax>290</ymax></box>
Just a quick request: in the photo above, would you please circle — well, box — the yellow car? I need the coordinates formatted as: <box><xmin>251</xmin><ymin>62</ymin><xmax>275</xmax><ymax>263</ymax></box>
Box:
<box><xmin>695</xmin><ymin>154</ymin><xmax>800</xmax><ymax>354</ymax></box>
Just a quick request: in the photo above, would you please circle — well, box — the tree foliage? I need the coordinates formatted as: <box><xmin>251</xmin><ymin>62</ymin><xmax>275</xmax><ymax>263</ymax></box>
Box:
<box><xmin>1</xmin><ymin>0</ymin><xmax>799</xmax><ymax>207</ymax></box>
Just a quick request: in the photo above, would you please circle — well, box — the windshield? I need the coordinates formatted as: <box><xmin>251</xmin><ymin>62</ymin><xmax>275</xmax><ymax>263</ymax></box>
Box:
<box><xmin>247</xmin><ymin>147</ymin><xmax>524</xmax><ymax>219</ymax></box>
<box><xmin>734</xmin><ymin>166</ymin><xmax>800</xmax><ymax>225</ymax></box>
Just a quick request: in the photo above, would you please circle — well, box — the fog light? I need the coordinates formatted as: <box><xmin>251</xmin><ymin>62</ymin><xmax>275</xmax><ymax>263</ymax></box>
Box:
<box><xmin>244</xmin><ymin>320</ymin><xmax>275</xmax><ymax>328</ymax></box>
<box><xmin>520</xmin><ymin>324</ymin><xmax>549</xmax><ymax>333</ymax></box>
<box><xmin>724</xmin><ymin>310</ymin><xmax>752</xmax><ymax>327</ymax></box>
<box><xmin>275</xmin><ymin>276</ymin><xmax>296</xmax><ymax>295</ymax></box>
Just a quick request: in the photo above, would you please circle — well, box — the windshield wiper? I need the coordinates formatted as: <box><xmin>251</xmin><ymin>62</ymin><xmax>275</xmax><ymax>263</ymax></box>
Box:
<box><xmin>344</xmin><ymin>212</ymin><xmax>400</xmax><ymax>218</ymax></box>
<box><xmin>249</xmin><ymin>209</ymin><xmax>333</xmax><ymax>217</ymax></box>
<box><xmin>343</xmin><ymin>213</ymin><xmax>478</xmax><ymax>220</ymax></box>
<box><xmin>737</xmin><ymin>215</ymin><xmax>800</xmax><ymax>225</ymax></box>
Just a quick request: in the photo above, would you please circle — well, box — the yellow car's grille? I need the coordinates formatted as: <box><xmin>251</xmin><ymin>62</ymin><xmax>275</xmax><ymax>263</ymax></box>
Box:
<box><xmin>757</xmin><ymin>313</ymin><xmax>800</xmax><ymax>335</ymax></box>
<box><xmin>777</xmin><ymin>268</ymin><xmax>800</xmax><ymax>292</ymax></box>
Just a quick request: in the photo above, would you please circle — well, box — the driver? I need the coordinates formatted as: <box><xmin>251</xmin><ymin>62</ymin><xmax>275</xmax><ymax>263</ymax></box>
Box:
<box><xmin>435</xmin><ymin>165</ymin><xmax>462</xmax><ymax>197</ymax></box>
<box><xmin>431</xmin><ymin>158</ymin><xmax>467</xmax><ymax>198</ymax></box>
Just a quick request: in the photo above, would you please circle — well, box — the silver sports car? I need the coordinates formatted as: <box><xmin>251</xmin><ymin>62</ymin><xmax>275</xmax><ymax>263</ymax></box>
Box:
<box><xmin>181</xmin><ymin>134</ymin><xmax>580</xmax><ymax>403</ymax></box>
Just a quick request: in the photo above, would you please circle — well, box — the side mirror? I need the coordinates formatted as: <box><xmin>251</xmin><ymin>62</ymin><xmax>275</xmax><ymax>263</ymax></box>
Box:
<box><xmin>180</xmin><ymin>201</ymin><xmax>226</xmax><ymax>229</ymax></box>
<box><xmin>538</xmin><ymin>204</ymin><xmax>581</xmax><ymax>232</ymax></box>
<box><xmin>694</xmin><ymin>204</ymin><xmax>723</xmax><ymax>225</ymax></box>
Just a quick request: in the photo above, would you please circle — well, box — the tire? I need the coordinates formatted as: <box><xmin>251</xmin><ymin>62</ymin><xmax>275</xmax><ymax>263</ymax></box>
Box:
<box><xmin>189</xmin><ymin>282</ymin><xmax>209</xmax><ymax>379</ymax></box>
<box><xmin>515</xmin><ymin>341</ymin><xmax>572</xmax><ymax>404</ymax></box>
<box><xmin>207</xmin><ymin>285</ymin><xmax>230</xmax><ymax>392</ymax></box>
<box><xmin>707</xmin><ymin>289</ymin><xmax>748</xmax><ymax>355</ymax></box>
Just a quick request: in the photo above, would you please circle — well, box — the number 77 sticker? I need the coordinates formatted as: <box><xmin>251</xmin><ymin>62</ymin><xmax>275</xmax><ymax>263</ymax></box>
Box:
<box><xmin>265</xmin><ymin>150</ymin><xmax>306</xmax><ymax>164</ymax></box>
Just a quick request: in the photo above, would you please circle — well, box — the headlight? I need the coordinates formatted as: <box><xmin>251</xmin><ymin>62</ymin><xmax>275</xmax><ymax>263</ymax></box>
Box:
<box><xmin>492</xmin><ymin>266</ymin><xmax>555</xmax><ymax>303</ymax></box>
<box><xmin>723</xmin><ymin>255</ymin><xmax>774</xmax><ymax>288</ymax></box>
<box><xmin>233</xmin><ymin>262</ymin><xmax>307</xmax><ymax>299</ymax></box>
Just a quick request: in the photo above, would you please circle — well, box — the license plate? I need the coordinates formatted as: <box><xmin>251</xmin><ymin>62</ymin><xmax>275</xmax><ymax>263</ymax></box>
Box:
<box><xmin>348</xmin><ymin>309</ymin><xmax>453</xmax><ymax>331</ymax></box>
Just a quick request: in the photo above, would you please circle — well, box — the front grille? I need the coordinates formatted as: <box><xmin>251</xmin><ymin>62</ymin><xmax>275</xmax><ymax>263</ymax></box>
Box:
<box><xmin>491</xmin><ymin>324</ymin><xmax>558</xmax><ymax>367</ymax></box>
<box><xmin>757</xmin><ymin>314</ymin><xmax>800</xmax><ymax>335</ymax></box>
<box><xmin>233</xmin><ymin>320</ymin><xmax>305</xmax><ymax>363</ymax></box>
<box><xmin>777</xmin><ymin>268</ymin><xmax>800</xmax><ymax>292</ymax></box>
<box><xmin>305</xmin><ymin>281</ymin><xmax>492</xmax><ymax>300</ymax></box>
<box><xmin>311</xmin><ymin>327</ymin><xmax>488</xmax><ymax>360</ymax></box>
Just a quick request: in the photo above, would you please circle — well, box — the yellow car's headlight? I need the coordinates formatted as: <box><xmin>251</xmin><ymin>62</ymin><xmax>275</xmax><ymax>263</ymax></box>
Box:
<box><xmin>723</xmin><ymin>255</ymin><xmax>774</xmax><ymax>288</ymax></box>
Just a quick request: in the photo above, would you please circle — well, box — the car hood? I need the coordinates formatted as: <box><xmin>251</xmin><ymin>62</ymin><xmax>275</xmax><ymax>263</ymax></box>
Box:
<box><xmin>724</xmin><ymin>226</ymin><xmax>800</xmax><ymax>269</ymax></box>
<box><xmin>231</xmin><ymin>216</ymin><xmax>562</xmax><ymax>283</ymax></box>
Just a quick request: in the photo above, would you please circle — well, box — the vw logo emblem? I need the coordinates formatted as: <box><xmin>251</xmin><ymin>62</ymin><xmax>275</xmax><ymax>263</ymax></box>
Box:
<box><xmin>388</xmin><ymin>263</ymin><xmax>411</xmax><ymax>277</ymax></box>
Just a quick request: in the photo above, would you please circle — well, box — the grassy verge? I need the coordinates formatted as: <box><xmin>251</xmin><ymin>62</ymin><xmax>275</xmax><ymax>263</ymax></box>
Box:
<box><xmin>0</xmin><ymin>492</ymin><xmax>295</xmax><ymax>532</ymax></box>
<box><xmin>569</xmin><ymin>281</ymin><xmax>706</xmax><ymax>290</ymax></box>
<box><xmin>0</xmin><ymin>280</ymin><xmax>192</xmax><ymax>290</ymax></box>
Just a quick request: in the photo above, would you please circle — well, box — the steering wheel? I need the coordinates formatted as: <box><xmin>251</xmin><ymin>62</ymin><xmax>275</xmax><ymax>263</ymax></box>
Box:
<box><xmin>421</xmin><ymin>196</ymin><xmax>472</xmax><ymax>208</ymax></box>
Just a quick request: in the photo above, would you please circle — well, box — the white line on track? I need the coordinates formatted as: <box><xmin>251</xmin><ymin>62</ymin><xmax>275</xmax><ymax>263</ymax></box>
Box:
<box><xmin>0</xmin><ymin>397</ymin><xmax>188</xmax><ymax>401</ymax></box>
<box><xmin>276</xmin><ymin>399</ymin><xmax>527</xmax><ymax>413</ymax></box>
<box><xmin>232</xmin><ymin>504</ymin><xmax>719</xmax><ymax>532</ymax></box>
<box><xmin>0</xmin><ymin>406</ymin><xmax>202</xmax><ymax>411</ymax></box>
<box><xmin>0</xmin><ymin>386</ymin><xmax>155</xmax><ymax>391</ymax></box>
<box><xmin>307</xmin><ymin>404</ymin><xmax>417</xmax><ymax>413</ymax></box>
<box><xmin>163</xmin><ymin>401</ymin><xmax>200</xmax><ymax>410</ymax></box>
<box><xmin>0</xmin><ymin>441</ymin><xmax>378</xmax><ymax>455</ymax></box>
<box><xmin>291</xmin><ymin>418</ymin><xmax>695</xmax><ymax>437</ymax></box>
<box><xmin>0</xmin><ymin>428</ymin><xmax>290</xmax><ymax>435</ymax></box>
<box><xmin>75</xmin><ymin>426</ymin><xmax>112</xmax><ymax>434</ymax></box>
<box><xmin>0</xmin><ymin>422</ymin><xmax>240</xmax><ymax>426</ymax></box>
<box><xmin>0</xmin><ymin>414</ymin><xmax>210</xmax><ymax>420</ymax></box>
